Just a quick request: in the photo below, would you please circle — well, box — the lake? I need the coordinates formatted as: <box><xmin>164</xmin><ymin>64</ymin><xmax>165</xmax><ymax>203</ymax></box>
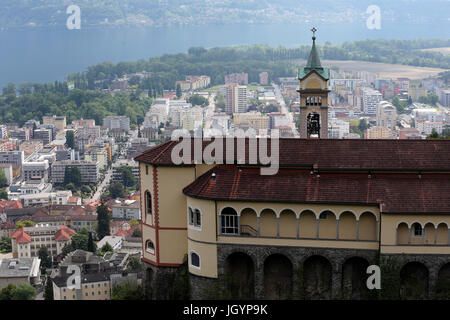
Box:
<box><xmin>1</xmin><ymin>21</ymin><xmax>449</xmax><ymax>88</ymax></box>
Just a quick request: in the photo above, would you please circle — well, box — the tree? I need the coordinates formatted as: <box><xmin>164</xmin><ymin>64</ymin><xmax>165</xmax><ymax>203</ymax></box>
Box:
<box><xmin>100</xmin><ymin>242</ymin><xmax>113</xmax><ymax>253</ymax></box>
<box><xmin>427</xmin><ymin>129</ymin><xmax>440</xmax><ymax>139</ymax></box>
<box><xmin>0</xmin><ymin>284</ymin><xmax>16</xmax><ymax>300</ymax></box>
<box><xmin>109</xmin><ymin>182</ymin><xmax>125</xmax><ymax>199</ymax></box>
<box><xmin>131</xmin><ymin>228</ymin><xmax>141</xmax><ymax>238</ymax></box>
<box><xmin>176</xmin><ymin>83</ymin><xmax>182</xmax><ymax>99</ymax></box>
<box><xmin>126</xmin><ymin>256</ymin><xmax>142</xmax><ymax>271</ymax></box>
<box><xmin>65</xmin><ymin>130</ymin><xmax>75</xmax><ymax>149</ymax></box>
<box><xmin>61</xmin><ymin>243</ymin><xmax>75</xmax><ymax>259</ymax></box>
<box><xmin>0</xmin><ymin>170</ymin><xmax>7</xmax><ymax>187</ymax></box>
<box><xmin>87</xmin><ymin>232</ymin><xmax>96</xmax><ymax>253</ymax></box>
<box><xmin>0</xmin><ymin>189</ymin><xmax>8</xmax><ymax>200</ymax></box>
<box><xmin>81</xmin><ymin>185</ymin><xmax>92</xmax><ymax>195</ymax></box>
<box><xmin>64</xmin><ymin>166</ymin><xmax>82</xmax><ymax>187</ymax></box>
<box><xmin>188</xmin><ymin>94</ymin><xmax>209</xmax><ymax>106</ymax></box>
<box><xmin>15</xmin><ymin>220</ymin><xmax>35</xmax><ymax>229</ymax></box>
<box><xmin>0</xmin><ymin>236</ymin><xmax>12</xmax><ymax>253</ymax></box>
<box><xmin>111</xmin><ymin>281</ymin><xmax>144</xmax><ymax>300</ymax></box>
<box><xmin>43</xmin><ymin>276</ymin><xmax>54</xmax><ymax>300</ymax></box>
<box><xmin>71</xmin><ymin>228</ymin><xmax>90</xmax><ymax>251</ymax></box>
<box><xmin>358</xmin><ymin>119</ymin><xmax>369</xmax><ymax>132</ymax></box>
<box><xmin>12</xmin><ymin>283</ymin><xmax>36</xmax><ymax>300</ymax></box>
<box><xmin>38</xmin><ymin>246</ymin><xmax>52</xmax><ymax>271</ymax></box>
<box><xmin>129</xmin><ymin>219</ymin><xmax>139</xmax><ymax>227</ymax></box>
<box><xmin>116</xmin><ymin>167</ymin><xmax>136</xmax><ymax>188</ymax></box>
<box><xmin>97</xmin><ymin>203</ymin><xmax>111</xmax><ymax>239</ymax></box>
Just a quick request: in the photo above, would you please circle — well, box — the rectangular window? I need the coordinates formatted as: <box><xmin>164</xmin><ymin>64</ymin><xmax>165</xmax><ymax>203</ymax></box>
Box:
<box><xmin>145</xmin><ymin>165</ymin><xmax>149</xmax><ymax>175</ymax></box>
<box><xmin>195</xmin><ymin>210</ymin><xmax>201</xmax><ymax>227</ymax></box>
<box><xmin>221</xmin><ymin>215</ymin><xmax>239</xmax><ymax>235</ymax></box>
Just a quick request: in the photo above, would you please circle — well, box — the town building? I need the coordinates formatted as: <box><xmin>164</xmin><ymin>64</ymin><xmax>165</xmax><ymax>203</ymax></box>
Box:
<box><xmin>176</xmin><ymin>76</ymin><xmax>211</xmax><ymax>91</ymax></box>
<box><xmin>42</xmin><ymin>115</ymin><xmax>66</xmax><ymax>132</ymax></box>
<box><xmin>225</xmin><ymin>73</ymin><xmax>248</xmax><ymax>85</ymax></box>
<box><xmin>11</xmin><ymin>225</ymin><xmax>75</xmax><ymax>258</ymax></box>
<box><xmin>361</xmin><ymin>88</ymin><xmax>382</xmax><ymax>115</ymax></box>
<box><xmin>439</xmin><ymin>89</ymin><xmax>450</xmax><ymax>107</ymax></box>
<box><xmin>51</xmin><ymin>250</ymin><xmax>141</xmax><ymax>300</ymax></box>
<box><xmin>364</xmin><ymin>126</ymin><xmax>395</xmax><ymax>139</ymax></box>
<box><xmin>22</xmin><ymin>161</ymin><xmax>49</xmax><ymax>182</ymax></box>
<box><xmin>259</xmin><ymin>72</ymin><xmax>269</xmax><ymax>85</ymax></box>
<box><xmin>225</xmin><ymin>84</ymin><xmax>247</xmax><ymax>114</ymax></box>
<box><xmin>33</xmin><ymin>129</ymin><xmax>52</xmax><ymax>145</ymax></box>
<box><xmin>110</xmin><ymin>199</ymin><xmax>141</xmax><ymax>220</ymax></box>
<box><xmin>233</xmin><ymin>112</ymin><xmax>269</xmax><ymax>131</ymax></box>
<box><xmin>103</xmin><ymin>116</ymin><xmax>130</xmax><ymax>132</ymax></box>
<box><xmin>0</xmin><ymin>258</ymin><xmax>41</xmax><ymax>289</ymax></box>
<box><xmin>112</xmin><ymin>160</ymin><xmax>139</xmax><ymax>184</ymax></box>
<box><xmin>408</xmin><ymin>87</ymin><xmax>428</xmax><ymax>102</ymax></box>
<box><xmin>376</xmin><ymin>101</ymin><xmax>398</xmax><ymax>130</ymax></box>
<box><xmin>328</xmin><ymin>118</ymin><xmax>350</xmax><ymax>139</ymax></box>
<box><xmin>51</xmin><ymin>160</ymin><xmax>99</xmax><ymax>184</ymax></box>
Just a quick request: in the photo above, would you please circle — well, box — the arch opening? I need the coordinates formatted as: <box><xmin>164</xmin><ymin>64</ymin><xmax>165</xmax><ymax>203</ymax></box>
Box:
<box><xmin>224</xmin><ymin>252</ymin><xmax>255</xmax><ymax>299</ymax></box>
<box><xmin>264</xmin><ymin>254</ymin><xmax>293</xmax><ymax>299</ymax></box>
<box><xmin>303</xmin><ymin>255</ymin><xmax>332</xmax><ymax>299</ymax></box>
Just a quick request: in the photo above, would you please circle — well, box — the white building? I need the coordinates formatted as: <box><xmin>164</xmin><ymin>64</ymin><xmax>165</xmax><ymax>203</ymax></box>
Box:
<box><xmin>97</xmin><ymin>235</ymin><xmax>123</xmax><ymax>251</ymax></box>
<box><xmin>328</xmin><ymin>119</ymin><xmax>350</xmax><ymax>139</ymax></box>
<box><xmin>19</xmin><ymin>190</ymin><xmax>72</xmax><ymax>207</ymax></box>
<box><xmin>111</xmin><ymin>199</ymin><xmax>141</xmax><ymax>220</ymax></box>
<box><xmin>51</xmin><ymin>160</ymin><xmax>99</xmax><ymax>184</ymax></box>
<box><xmin>0</xmin><ymin>258</ymin><xmax>41</xmax><ymax>289</ymax></box>
<box><xmin>103</xmin><ymin>116</ymin><xmax>130</xmax><ymax>131</ymax></box>
<box><xmin>361</xmin><ymin>88</ymin><xmax>382</xmax><ymax>115</ymax></box>
<box><xmin>376</xmin><ymin>101</ymin><xmax>398</xmax><ymax>130</ymax></box>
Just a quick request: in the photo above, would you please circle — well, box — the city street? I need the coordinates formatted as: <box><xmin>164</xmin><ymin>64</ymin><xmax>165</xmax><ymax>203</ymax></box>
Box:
<box><xmin>273</xmin><ymin>82</ymin><xmax>299</xmax><ymax>137</ymax></box>
<box><xmin>84</xmin><ymin>168</ymin><xmax>112</xmax><ymax>204</ymax></box>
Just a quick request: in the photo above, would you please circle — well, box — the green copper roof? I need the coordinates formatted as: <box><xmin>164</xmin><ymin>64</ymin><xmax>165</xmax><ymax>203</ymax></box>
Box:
<box><xmin>298</xmin><ymin>30</ymin><xmax>329</xmax><ymax>81</ymax></box>
<box><xmin>306</xmin><ymin>37</ymin><xmax>322</xmax><ymax>69</ymax></box>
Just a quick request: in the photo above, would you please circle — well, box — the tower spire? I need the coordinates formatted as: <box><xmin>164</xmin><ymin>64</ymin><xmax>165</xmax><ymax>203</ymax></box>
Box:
<box><xmin>306</xmin><ymin>27</ymin><xmax>322</xmax><ymax>70</ymax></box>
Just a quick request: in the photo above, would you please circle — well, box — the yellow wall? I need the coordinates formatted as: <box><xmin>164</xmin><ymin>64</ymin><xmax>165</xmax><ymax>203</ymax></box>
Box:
<box><xmin>157</xmin><ymin>166</ymin><xmax>195</xmax><ymax>228</ymax></box>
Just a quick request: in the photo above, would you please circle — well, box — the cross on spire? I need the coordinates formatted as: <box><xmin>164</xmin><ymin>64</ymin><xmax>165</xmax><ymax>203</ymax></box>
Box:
<box><xmin>311</xmin><ymin>27</ymin><xmax>317</xmax><ymax>40</ymax></box>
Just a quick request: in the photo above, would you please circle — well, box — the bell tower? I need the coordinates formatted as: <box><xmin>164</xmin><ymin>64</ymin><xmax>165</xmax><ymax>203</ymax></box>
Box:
<box><xmin>298</xmin><ymin>28</ymin><xmax>330</xmax><ymax>138</ymax></box>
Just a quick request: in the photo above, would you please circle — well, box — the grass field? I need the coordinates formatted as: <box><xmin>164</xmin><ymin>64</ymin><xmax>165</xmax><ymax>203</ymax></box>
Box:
<box><xmin>420</xmin><ymin>47</ymin><xmax>450</xmax><ymax>55</ymax></box>
<box><xmin>294</xmin><ymin>59</ymin><xmax>446</xmax><ymax>80</ymax></box>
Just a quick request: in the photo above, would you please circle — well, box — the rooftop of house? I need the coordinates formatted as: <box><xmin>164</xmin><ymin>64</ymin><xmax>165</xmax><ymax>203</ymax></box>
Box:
<box><xmin>135</xmin><ymin>138</ymin><xmax>450</xmax><ymax>172</ymax></box>
<box><xmin>0</xmin><ymin>257</ymin><xmax>40</xmax><ymax>278</ymax></box>
<box><xmin>183</xmin><ymin>165</ymin><xmax>450</xmax><ymax>214</ymax></box>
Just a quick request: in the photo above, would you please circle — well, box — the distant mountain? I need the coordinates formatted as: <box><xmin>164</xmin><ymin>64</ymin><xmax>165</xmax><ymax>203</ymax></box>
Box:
<box><xmin>0</xmin><ymin>0</ymin><xmax>448</xmax><ymax>29</ymax></box>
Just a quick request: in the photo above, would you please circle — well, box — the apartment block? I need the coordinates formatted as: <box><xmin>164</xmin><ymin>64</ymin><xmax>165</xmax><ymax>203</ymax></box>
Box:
<box><xmin>51</xmin><ymin>160</ymin><xmax>99</xmax><ymax>184</ymax></box>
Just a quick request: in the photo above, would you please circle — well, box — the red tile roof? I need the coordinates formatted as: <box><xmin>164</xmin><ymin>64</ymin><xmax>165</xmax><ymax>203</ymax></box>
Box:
<box><xmin>0</xmin><ymin>221</ymin><xmax>15</xmax><ymax>230</ymax></box>
<box><xmin>183</xmin><ymin>165</ymin><xmax>450</xmax><ymax>214</ymax></box>
<box><xmin>55</xmin><ymin>226</ymin><xmax>76</xmax><ymax>241</ymax></box>
<box><xmin>0</xmin><ymin>200</ymin><xmax>22</xmax><ymax>213</ymax></box>
<box><xmin>10</xmin><ymin>228</ymin><xmax>31</xmax><ymax>243</ymax></box>
<box><xmin>135</xmin><ymin>138</ymin><xmax>450</xmax><ymax>171</ymax></box>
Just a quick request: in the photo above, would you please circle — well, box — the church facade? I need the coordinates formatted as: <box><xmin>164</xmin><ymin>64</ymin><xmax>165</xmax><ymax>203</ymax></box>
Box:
<box><xmin>135</xmin><ymin>33</ymin><xmax>450</xmax><ymax>300</ymax></box>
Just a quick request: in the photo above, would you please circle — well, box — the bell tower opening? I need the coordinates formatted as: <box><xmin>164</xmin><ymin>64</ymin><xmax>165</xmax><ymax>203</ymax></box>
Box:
<box><xmin>297</xmin><ymin>28</ymin><xmax>330</xmax><ymax>139</ymax></box>
<box><xmin>307</xmin><ymin>112</ymin><xmax>321</xmax><ymax>138</ymax></box>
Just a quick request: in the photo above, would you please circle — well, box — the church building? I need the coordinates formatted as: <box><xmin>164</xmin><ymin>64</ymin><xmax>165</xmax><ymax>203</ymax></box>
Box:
<box><xmin>135</xmin><ymin>31</ymin><xmax>450</xmax><ymax>300</ymax></box>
